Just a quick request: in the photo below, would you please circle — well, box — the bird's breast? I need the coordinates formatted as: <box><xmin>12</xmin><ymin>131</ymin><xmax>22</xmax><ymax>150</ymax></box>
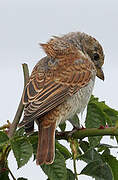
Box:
<box><xmin>56</xmin><ymin>77</ymin><xmax>95</xmax><ymax>127</ymax></box>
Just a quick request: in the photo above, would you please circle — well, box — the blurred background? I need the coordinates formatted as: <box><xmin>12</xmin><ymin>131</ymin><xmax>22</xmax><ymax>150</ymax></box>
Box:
<box><xmin>0</xmin><ymin>0</ymin><xmax>118</xmax><ymax>179</ymax></box>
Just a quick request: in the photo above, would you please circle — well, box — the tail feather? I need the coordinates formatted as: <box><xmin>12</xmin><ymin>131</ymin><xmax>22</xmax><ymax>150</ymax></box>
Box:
<box><xmin>36</xmin><ymin>121</ymin><xmax>56</xmax><ymax>165</ymax></box>
<box><xmin>45</xmin><ymin>123</ymin><xmax>56</xmax><ymax>164</ymax></box>
<box><xmin>36</xmin><ymin>125</ymin><xmax>49</xmax><ymax>165</ymax></box>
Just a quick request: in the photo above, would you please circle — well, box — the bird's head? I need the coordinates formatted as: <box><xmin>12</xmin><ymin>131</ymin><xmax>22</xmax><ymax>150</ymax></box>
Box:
<box><xmin>80</xmin><ymin>33</ymin><xmax>105</xmax><ymax>81</ymax></box>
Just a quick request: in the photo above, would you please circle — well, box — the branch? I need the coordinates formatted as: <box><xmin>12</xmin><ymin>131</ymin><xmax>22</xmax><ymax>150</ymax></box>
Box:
<box><xmin>8</xmin><ymin>63</ymin><xmax>29</xmax><ymax>138</ymax></box>
<box><xmin>0</xmin><ymin>120</ymin><xmax>11</xmax><ymax>130</ymax></box>
<box><xmin>56</xmin><ymin>127</ymin><xmax>118</xmax><ymax>140</ymax></box>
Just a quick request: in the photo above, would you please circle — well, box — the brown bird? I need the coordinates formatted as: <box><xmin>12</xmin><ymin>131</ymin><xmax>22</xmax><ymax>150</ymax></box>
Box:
<box><xmin>19</xmin><ymin>32</ymin><xmax>104</xmax><ymax>165</ymax></box>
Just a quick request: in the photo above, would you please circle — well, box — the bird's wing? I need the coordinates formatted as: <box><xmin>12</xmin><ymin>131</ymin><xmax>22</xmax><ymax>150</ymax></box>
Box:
<box><xmin>19</xmin><ymin>55</ymin><xmax>95</xmax><ymax>126</ymax></box>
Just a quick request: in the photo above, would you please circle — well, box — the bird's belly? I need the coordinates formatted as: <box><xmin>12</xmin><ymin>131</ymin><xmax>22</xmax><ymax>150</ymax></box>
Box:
<box><xmin>56</xmin><ymin>78</ymin><xmax>95</xmax><ymax>126</ymax></box>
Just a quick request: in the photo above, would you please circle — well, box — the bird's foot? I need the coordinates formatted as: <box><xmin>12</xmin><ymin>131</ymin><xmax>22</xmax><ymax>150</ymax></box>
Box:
<box><xmin>68</xmin><ymin>125</ymin><xmax>85</xmax><ymax>138</ymax></box>
<box><xmin>55</xmin><ymin>130</ymin><xmax>65</xmax><ymax>137</ymax></box>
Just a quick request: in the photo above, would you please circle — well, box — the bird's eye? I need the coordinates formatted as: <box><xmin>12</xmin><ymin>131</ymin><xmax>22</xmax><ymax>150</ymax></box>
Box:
<box><xmin>93</xmin><ymin>53</ymin><xmax>99</xmax><ymax>61</ymax></box>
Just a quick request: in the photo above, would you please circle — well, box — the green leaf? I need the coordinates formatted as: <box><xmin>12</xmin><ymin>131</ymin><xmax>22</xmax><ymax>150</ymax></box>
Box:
<box><xmin>29</xmin><ymin>134</ymin><xmax>38</xmax><ymax>157</ymax></box>
<box><xmin>102</xmin><ymin>148</ymin><xmax>110</xmax><ymax>156</ymax></box>
<box><xmin>102</xmin><ymin>154</ymin><xmax>118</xmax><ymax>180</ymax></box>
<box><xmin>80</xmin><ymin>160</ymin><xmax>113</xmax><ymax>180</ymax></box>
<box><xmin>0</xmin><ymin>131</ymin><xmax>9</xmax><ymax>146</ymax></box>
<box><xmin>86</xmin><ymin>96</ymin><xmax>106</xmax><ymax>147</ymax></box>
<box><xmin>56</xmin><ymin>141</ymin><xmax>71</xmax><ymax>160</ymax></box>
<box><xmin>15</xmin><ymin>128</ymin><xmax>25</xmax><ymax>137</ymax></box>
<box><xmin>97</xmin><ymin>146</ymin><xmax>109</xmax><ymax>154</ymax></box>
<box><xmin>79</xmin><ymin>141</ymin><xmax>90</xmax><ymax>153</ymax></box>
<box><xmin>0</xmin><ymin>170</ymin><xmax>10</xmax><ymax>180</ymax></box>
<box><xmin>89</xmin><ymin>137</ymin><xmax>102</xmax><ymax>148</ymax></box>
<box><xmin>11</xmin><ymin>137</ymin><xmax>33</xmax><ymax>168</ymax></box>
<box><xmin>68</xmin><ymin>114</ymin><xmax>80</xmax><ymax>128</ymax></box>
<box><xmin>95</xmin><ymin>178</ymin><xmax>105</xmax><ymax>180</ymax></box>
<box><xmin>88</xmin><ymin>96</ymin><xmax>118</xmax><ymax>142</ymax></box>
<box><xmin>67</xmin><ymin>169</ymin><xmax>75</xmax><ymax>180</ymax></box>
<box><xmin>41</xmin><ymin>150</ymin><xmax>67</xmax><ymax>180</ymax></box>
<box><xmin>87</xmin><ymin>95</ymin><xmax>118</xmax><ymax>128</ymax></box>
<box><xmin>102</xmin><ymin>104</ymin><xmax>118</xmax><ymax>127</ymax></box>
<box><xmin>59</xmin><ymin>122</ymin><xmax>66</xmax><ymax>132</ymax></box>
<box><xmin>80</xmin><ymin>148</ymin><xmax>102</xmax><ymax>164</ymax></box>
<box><xmin>97</xmin><ymin>143</ymin><xmax>118</xmax><ymax>153</ymax></box>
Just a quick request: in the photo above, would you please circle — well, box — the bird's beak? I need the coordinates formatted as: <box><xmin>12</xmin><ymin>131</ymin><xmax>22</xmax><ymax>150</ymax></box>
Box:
<box><xmin>96</xmin><ymin>68</ymin><xmax>104</xmax><ymax>81</ymax></box>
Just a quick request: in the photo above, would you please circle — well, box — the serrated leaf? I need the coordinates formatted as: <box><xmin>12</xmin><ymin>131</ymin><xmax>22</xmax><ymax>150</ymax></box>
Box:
<box><xmin>67</xmin><ymin>169</ymin><xmax>75</xmax><ymax>180</ymax></box>
<box><xmin>80</xmin><ymin>148</ymin><xmax>102</xmax><ymax>164</ymax></box>
<box><xmin>101</xmin><ymin>104</ymin><xmax>118</xmax><ymax>127</ymax></box>
<box><xmin>11</xmin><ymin>137</ymin><xmax>33</xmax><ymax>168</ymax></box>
<box><xmin>89</xmin><ymin>137</ymin><xmax>102</xmax><ymax>148</ymax></box>
<box><xmin>86</xmin><ymin>96</ymin><xmax>106</xmax><ymax>147</ymax></box>
<box><xmin>68</xmin><ymin>114</ymin><xmax>80</xmax><ymax>128</ymax></box>
<box><xmin>97</xmin><ymin>146</ymin><xmax>110</xmax><ymax>153</ymax></box>
<box><xmin>41</xmin><ymin>150</ymin><xmax>67</xmax><ymax>180</ymax></box>
<box><xmin>102</xmin><ymin>154</ymin><xmax>118</xmax><ymax>180</ymax></box>
<box><xmin>91</xmin><ymin>96</ymin><xmax>118</xmax><ymax>142</ymax></box>
<box><xmin>98</xmin><ymin>143</ymin><xmax>118</xmax><ymax>153</ymax></box>
<box><xmin>102</xmin><ymin>148</ymin><xmax>110</xmax><ymax>156</ymax></box>
<box><xmin>0</xmin><ymin>131</ymin><xmax>9</xmax><ymax>146</ymax></box>
<box><xmin>95</xmin><ymin>178</ymin><xmax>104</xmax><ymax>180</ymax></box>
<box><xmin>98</xmin><ymin>143</ymin><xmax>118</xmax><ymax>149</ymax></box>
<box><xmin>29</xmin><ymin>134</ymin><xmax>38</xmax><ymax>156</ymax></box>
<box><xmin>89</xmin><ymin>96</ymin><xmax>118</xmax><ymax>127</ymax></box>
<box><xmin>56</xmin><ymin>141</ymin><xmax>71</xmax><ymax>160</ymax></box>
<box><xmin>79</xmin><ymin>141</ymin><xmax>90</xmax><ymax>153</ymax></box>
<box><xmin>15</xmin><ymin>128</ymin><xmax>25</xmax><ymax>137</ymax></box>
<box><xmin>80</xmin><ymin>160</ymin><xmax>113</xmax><ymax>180</ymax></box>
<box><xmin>59</xmin><ymin>122</ymin><xmax>66</xmax><ymax>132</ymax></box>
<box><xmin>86</xmin><ymin>96</ymin><xmax>118</xmax><ymax>145</ymax></box>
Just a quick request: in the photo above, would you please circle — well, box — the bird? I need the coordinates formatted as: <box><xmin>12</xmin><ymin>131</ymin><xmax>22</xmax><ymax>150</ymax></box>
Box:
<box><xmin>19</xmin><ymin>32</ymin><xmax>105</xmax><ymax>165</ymax></box>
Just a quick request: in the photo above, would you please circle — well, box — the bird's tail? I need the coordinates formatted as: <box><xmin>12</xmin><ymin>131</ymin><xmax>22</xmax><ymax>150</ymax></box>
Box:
<box><xmin>36</xmin><ymin>121</ymin><xmax>56</xmax><ymax>165</ymax></box>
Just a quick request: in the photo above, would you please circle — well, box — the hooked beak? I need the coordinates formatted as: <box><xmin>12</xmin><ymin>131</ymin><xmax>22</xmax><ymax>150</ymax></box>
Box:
<box><xmin>96</xmin><ymin>68</ymin><xmax>104</xmax><ymax>81</ymax></box>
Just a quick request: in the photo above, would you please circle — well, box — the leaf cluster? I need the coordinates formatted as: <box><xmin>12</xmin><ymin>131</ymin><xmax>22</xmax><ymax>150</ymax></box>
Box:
<box><xmin>0</xmin><ymin>95</ymin><xmax>118</xmax><ymax>180</ymax></box>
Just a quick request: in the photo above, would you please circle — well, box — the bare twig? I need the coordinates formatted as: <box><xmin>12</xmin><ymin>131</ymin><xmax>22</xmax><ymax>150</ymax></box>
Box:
<box><xmin>0</xmin><ymin>120</ymin><xmax>11</xmax><ymax>130</ymax></box>
<box><xmin>8</xmin><ymin>63</ymin><xmax>29</xmax><ymax>138</ymax></box>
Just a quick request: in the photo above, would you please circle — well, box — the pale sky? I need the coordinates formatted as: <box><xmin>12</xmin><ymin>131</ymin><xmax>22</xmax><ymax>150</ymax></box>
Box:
<box><xmin>0</xmin><ymin>0</ymin><xmax>118</xmax><ymax>179</ymax></box>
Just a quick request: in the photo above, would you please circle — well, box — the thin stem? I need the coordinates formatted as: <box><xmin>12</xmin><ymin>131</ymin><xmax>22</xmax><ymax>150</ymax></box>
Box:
<box><xmin>73</xmin><ymin>158</ymin><xmax>78</xmax><ymax>180</ymax></box>
<box><xmin>69</xmin><ymin>139</ymin><xmax>78</xmax><ymax>180</ymax></box>
<box><xmin>8</xmin><ymin>63</ymin><xmax>29</xmax><ymax>138</ymax></box>
<box><xmin>22</xmin><ymin>63</ymin><xmax>30</xmax><ymax>85</ymax></box>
